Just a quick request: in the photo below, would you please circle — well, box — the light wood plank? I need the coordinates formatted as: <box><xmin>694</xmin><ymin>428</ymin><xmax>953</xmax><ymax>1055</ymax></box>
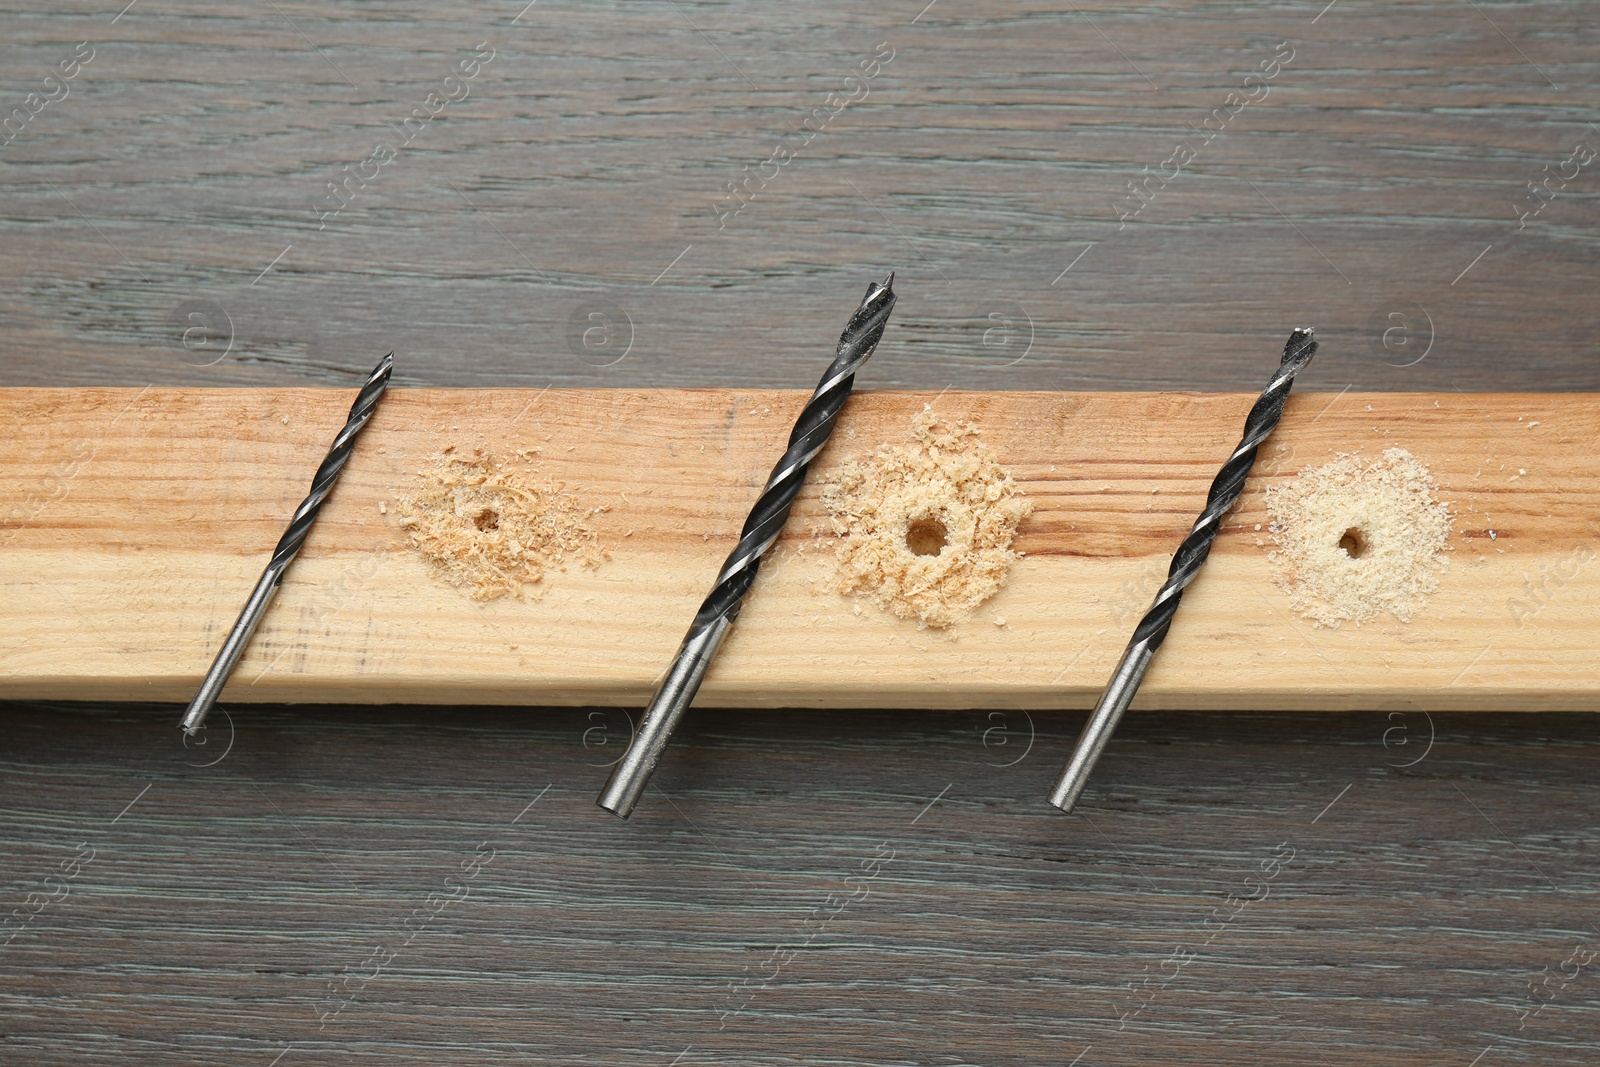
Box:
<box><xmin>2</xmin><ymin>387</ymin><xmax>1595</xmax><ymax>709</ymax></box>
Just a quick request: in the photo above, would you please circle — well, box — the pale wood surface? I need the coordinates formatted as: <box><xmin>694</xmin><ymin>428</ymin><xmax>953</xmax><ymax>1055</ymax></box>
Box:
<box><xmin>5</xmin><ymin>386</ymin><xmax>1598</xmax><ymax>710</ymax></box>
<box><xmin>4</xmin><ymin>1</ymin><xmax>1599</xmax><ymax>1064</ymax></box>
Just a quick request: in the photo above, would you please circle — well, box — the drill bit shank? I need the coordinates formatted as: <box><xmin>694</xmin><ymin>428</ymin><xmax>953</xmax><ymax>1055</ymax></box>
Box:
<box><xmin>598</xmin><ymin>274</ymin><xmax>898</xmax><ymax>818</ymax></box>
<box><xmin>1048</xmin><ymin>328</ymin><xmax>1318</xmax><ymax>812</ymax></box>
<box><xmin>179</xmin><ymin>353</ymin><xmax>394</xmax><ymax>736</ymax></box>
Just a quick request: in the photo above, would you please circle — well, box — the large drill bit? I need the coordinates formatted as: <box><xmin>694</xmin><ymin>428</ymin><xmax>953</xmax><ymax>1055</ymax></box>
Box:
<box><xmin>598</xmin><ymin>273</ymin><xmax>898</xmax><ymax>818</ymax></box>
<box><xmin>1047</xmin><ymin>328</ymin><xmax>1318</xmax><ymax>813</ymax></box>
<box><xmin>179</xmin><ymin>353</ymin><xmax>394</xmax><ymax>737</ymax></box>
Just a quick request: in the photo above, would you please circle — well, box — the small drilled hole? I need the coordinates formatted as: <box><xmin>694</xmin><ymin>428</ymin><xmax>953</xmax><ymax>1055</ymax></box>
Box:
<box><xmin>474</xmin><ymin>507</ymin><xmax>500</xmax><ymax>532</ymax></box>
<box><xmin>906</xmin><ymin>519</ymin><xmax>948</xmax><ymax>557</ymax></box>
<box><xmin>1338</xmin><ymin>527</ymin><xmax>1367</xmax><ymax>559</ymax></box>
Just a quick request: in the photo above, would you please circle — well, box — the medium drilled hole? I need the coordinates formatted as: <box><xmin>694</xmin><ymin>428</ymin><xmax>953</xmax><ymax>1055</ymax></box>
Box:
<box><xmin>1338</xmin><ymin>527</ymin><xmax>1367</xmax><ymax>559</ymax></box>
<box><xmin>906</xmin><ymin>519</ymin><xmax>948</xmax><ymax>557</ymax></box>
<box><xmin>474</xmin><ymin>507</ymin><xmax>501</xmax><ymax>532</ymax></box>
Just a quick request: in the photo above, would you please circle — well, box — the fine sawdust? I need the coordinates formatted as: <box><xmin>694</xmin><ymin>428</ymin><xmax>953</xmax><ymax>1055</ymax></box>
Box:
<box><xmin>1266</xmin><ymin>448</ymin><xmax>1451</xmax><ymax>627</ymax></box>
<box><xmin>399</xmin><ymin>446</ymin><xmax>605</xmax><ymax>600</ymax></box>
<box><xmin>822</xmin><ymin>407</ymin><xmax>1032</xmax><ymax>629</ymax></box>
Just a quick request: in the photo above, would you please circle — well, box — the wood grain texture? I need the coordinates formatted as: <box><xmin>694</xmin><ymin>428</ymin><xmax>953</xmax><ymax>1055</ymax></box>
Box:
<box><xmin>3</xmin><ymin>703</ymin><xmax>1599</xmax><ymax>1067</ymax></box>
<box><xmin>0</xmin><ymin>1</ymin><xmax>1595</xmax><ymax>393</ymax></box>
<box><xmin>5</xmin><ymin>386</ymin><xmax>1598</xmax><ymax>709</ymax></box>
<box><xmin>3</xmin><ymin>2</ymin><xmax>1599</xmax><ymax>1064</ymax></box>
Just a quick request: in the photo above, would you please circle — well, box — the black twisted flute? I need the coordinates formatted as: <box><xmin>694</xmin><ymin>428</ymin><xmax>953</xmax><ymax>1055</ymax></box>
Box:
<box><xmin>598</xmin><ymin>274</ymin><xmax>898</xmax><ymax>818</ymax></box>
<box><xmin>1048</xmin><ymin>328</ymin><xmax>1318</xmax><ymax>812</ymax></box>
<box><xmin>179</xmin><ymin>353</ymin><xmax>394</xmax><ymax>736</ymax></box>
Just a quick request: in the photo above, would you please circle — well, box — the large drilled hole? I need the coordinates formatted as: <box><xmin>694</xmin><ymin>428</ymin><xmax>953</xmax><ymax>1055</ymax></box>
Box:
<box><xmin>906</xmin><ymin>519</ymin><xmax>948</xmax><ymax>557</ymax></box>
<box><xmin>1338</xmin><ymin>526</ymin><xmax>1368</xmax><ymax>559</ymax></box>
<box><xmin>474</xmin><ymin>507</ymin><xmax>501</xmax><ymax>532</ymax></box>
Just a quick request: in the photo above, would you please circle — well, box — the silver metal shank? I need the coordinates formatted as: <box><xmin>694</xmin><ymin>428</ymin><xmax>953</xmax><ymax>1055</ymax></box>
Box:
<box><xmin>178</xmin><ymin>568</ymin><xmax>282</xmax><ymax>735</ymax></box>
<box><xmin>1047</xmin><ymin>641</ymin><xmax>1152</xmax><ymax>812</ymax></box>
<box><xmin>596</xmin><ymin>617</ymin><xmax>732</xmax><ymax>818</ymax></box>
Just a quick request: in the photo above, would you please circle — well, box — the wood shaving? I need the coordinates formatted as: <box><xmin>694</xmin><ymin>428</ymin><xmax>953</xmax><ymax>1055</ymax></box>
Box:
<box><xmin>1266</xmin><ymin>448</ymin><xmax>1451</xmax><ymax>627</ymax></box>
<box><xmin>822</xmin><ymin>407</ymin><xmax>1032</xmax><ymax>629</ymax></box>
<box><xmin>399</xmin><ymin>447</ymin><xmax>603</xmax><ymax>600</ymax></box>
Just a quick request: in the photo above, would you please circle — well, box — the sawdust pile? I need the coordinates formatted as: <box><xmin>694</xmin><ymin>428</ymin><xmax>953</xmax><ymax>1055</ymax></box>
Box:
<box><xmin>1266</xmin><ymin>448</ymin><xmax>1451</xmax><ymax>627</ymax></box>
<box><xmin>822</xmin><ymin>407</ymin><xmax>1032</xmax><ymax>629</ymax></box>
<box><xmin>399</xmin><ymin>446</ymin><xmax>605</xmax><ymax>600</ymax></box>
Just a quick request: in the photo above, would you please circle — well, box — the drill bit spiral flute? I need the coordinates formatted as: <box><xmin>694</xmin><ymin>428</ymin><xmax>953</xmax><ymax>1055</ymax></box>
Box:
<box><xmin>179</xmin><ymin>353</ymin><xmax>394</xmax><ymax>737</ymax></box>
<box><xmin>1048</xmin><ymin>328</ymin><xmax>1318</xmax><ymax>812</ymax></box>
<box><xmin>599</xmin><ymin>274</ymin><xmax>898</xmax><ymax>819</ymax></box>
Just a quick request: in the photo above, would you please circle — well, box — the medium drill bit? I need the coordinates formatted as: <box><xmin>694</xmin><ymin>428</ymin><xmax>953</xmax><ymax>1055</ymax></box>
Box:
<box><xmin>598</xmin><ymin>273</ymin><xmax>898</xmax><ymax>819</ymax></box>
<box><xmin>1048</xmin><ymin>328</ymin><xmax>1318</xmax><ymax>813</ymax></box>
<box><xmin>179</xmin><ymin>353</ymin><xmax>394</xmax><ymax>737</ymax></box>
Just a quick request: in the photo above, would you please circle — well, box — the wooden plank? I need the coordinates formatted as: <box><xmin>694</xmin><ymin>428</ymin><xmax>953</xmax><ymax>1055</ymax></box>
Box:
<box><xmin>2</xmin><ymin>387</ymin><xmax>1596</xmax><ymax>710</ymax></box>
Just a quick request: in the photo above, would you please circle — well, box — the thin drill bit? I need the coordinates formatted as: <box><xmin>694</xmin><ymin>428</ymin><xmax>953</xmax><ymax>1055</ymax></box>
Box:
<box><xmin>1047</xmin><ymin>328</ymin><xmax>1318</xmax><ymax>813</ymax></box>
<box><xmin>179</xmin><ymin>353</ymin><xmax>394</xmax><ymax>737</ymax></box>
<box><xmin>598</xmin><ymin>273</ymin><xmax>898</xmax><ymax>819</ymax></box>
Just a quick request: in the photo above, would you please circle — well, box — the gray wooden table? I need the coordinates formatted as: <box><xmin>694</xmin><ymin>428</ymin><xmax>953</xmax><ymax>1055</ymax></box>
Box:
<box><xmin>2</xmin><ymin>2</ymin><xmax>1596</xmax><ymax>1063</ymax></box>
